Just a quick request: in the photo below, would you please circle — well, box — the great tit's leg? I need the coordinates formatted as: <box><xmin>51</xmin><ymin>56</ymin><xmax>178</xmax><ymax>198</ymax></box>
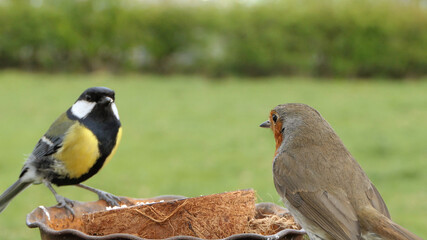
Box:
<box><xmin>76</xmin><ymin>184</ymin><xmax>120</xmax><ymax>206</ymax></box>
<box><xmin>44</xmin><ymin>181</ymin><xmax>75</xmax><ymax>216</ymax></box>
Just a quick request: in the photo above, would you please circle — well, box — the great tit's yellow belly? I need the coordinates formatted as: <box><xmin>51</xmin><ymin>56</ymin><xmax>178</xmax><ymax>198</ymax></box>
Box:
<box><xmin>53</xmin><ymin>123</ymin><xmax>100</xmax><ymax>179</ymax></box>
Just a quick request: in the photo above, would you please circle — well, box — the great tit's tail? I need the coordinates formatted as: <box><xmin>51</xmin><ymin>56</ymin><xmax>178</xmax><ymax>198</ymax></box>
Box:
<box><xmin>0</xmin><ymin>179</ymin><xmax>31</xmax><ymax>213</ymax></box>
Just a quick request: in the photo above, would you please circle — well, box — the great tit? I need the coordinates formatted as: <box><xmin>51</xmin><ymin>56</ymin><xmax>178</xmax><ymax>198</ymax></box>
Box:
<box><xmin>0</xmin><ymin>87</ymin><xmax>122</xmax><ymax>214</ymax></box>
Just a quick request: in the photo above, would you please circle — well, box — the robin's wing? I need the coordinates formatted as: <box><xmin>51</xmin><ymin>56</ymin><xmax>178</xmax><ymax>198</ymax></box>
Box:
<box><xmin>31</xmin><ymin>113</ymin><xmax>75</xmax><ymax>158</ymax></box>
<box><xmin>365</xmin><ymin>183</ymin><xmax>390</xmax><ymax>219</ymax></box>
<box><xmin>273</xmin><ymin>152</ymin><xmax>360</xmax><ymax>240</ymax></box>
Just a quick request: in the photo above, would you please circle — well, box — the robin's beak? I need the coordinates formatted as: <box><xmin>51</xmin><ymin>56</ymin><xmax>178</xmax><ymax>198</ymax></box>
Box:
<box><xmin>259</xmin><ymin>120</ymin><xmax>271</xmax><ymax>128</ymax></box>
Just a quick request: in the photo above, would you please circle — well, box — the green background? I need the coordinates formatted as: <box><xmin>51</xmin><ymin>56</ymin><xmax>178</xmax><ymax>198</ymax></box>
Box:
<box><xmin>0</xmin><ymin>72</ymin><xmax>426</xmax><ymax>239</ymax></box>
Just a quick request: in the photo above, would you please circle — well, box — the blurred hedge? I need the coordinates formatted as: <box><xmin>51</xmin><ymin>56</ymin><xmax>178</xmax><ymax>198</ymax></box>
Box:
<box><xmin>0</xmin><ymin>0</ymin><xmax>426</xmax><ymax>78</ymax></box>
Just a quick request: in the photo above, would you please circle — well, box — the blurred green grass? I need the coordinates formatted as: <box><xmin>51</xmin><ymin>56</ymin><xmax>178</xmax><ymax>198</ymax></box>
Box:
<box><xmin>0</xmin><ymin>71</ymin><xmax>426</xmax><ymax>239</ymax></box>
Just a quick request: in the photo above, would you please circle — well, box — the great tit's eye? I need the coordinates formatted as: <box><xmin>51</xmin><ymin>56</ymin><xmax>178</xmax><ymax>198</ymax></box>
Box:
<box><xmin>85</xmin><ymin>95</ymin><xmax>92</xmax><ymax>101</ymax></box>
<box><xmin>272</xmin><ymin>114</ymin><xmax>278</xmax><ymax>123</ymax></box>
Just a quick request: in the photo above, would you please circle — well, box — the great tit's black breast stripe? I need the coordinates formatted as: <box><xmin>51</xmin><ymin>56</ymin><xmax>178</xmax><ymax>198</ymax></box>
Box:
<box><xmin>80</xmin><ymin>110</ymin><xmax>121</xmax><ymax>159</ymax></box>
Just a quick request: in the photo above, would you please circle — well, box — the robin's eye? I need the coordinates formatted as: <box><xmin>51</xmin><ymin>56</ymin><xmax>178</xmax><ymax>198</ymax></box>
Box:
<box><xmin>272</xmin><ymin>114</ymin><xmax>278</xmax><ymax>123</ymax></box>
<box><xmin>85</xmin><ymin>95</ymin><xmax>92</xmax><ymax>101</ymax></box>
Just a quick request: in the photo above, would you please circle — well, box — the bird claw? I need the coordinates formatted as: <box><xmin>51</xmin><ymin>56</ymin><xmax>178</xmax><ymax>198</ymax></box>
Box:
<box><xmin>55</xmin><ymin>195</ymin><xmax>75</xmax><ymax>216</ymax></box>
<box><xmin>97</xmin><ymin>191</ymin><xmax>121</xmax><ymax>206</ymax></box>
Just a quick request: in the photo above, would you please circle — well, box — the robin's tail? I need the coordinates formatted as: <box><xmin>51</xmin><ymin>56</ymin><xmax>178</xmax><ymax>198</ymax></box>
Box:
<box><xmin>0</xmin><ymin>179</ymin><xmax>31</xmax><ymax>213</ymax></box>
<box><xmin>359</xmin><ymin>206</ymin><xmax>422</xmax><ymax>240</ymax></box>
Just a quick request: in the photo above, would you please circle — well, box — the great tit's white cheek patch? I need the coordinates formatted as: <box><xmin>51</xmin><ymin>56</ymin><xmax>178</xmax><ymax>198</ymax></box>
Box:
<box><xmin>71</xmin><ymin>100</ymin><xmax>96</xmax><ymax>119</ymax></box>
<box><xmin>111</xmin><ymin>102</ymin><xmax>120</xmax><ymax>120</ymax></box>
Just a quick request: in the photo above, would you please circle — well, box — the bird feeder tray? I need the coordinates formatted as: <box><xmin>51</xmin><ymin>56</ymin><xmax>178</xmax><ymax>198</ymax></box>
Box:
<box><xmin>27</xmin><ymin>189</ymin><xmax>306</xmax><ymax>240</ymax></box>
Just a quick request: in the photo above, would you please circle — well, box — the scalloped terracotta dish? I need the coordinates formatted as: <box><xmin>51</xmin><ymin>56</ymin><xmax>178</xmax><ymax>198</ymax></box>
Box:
<box><xmin>26</xmin><ymin>193</ymin><xmax>306</xmax><ymax>240</ymax></box>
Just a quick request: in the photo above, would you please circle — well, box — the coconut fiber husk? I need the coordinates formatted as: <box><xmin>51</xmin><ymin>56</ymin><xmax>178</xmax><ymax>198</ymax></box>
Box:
<box><xmin>82</xmin><ymin>189</ymin><xmax>256</xmax><ymax>239</ymax></box>
<box><xmin>249</xmin><ymin>202</ymin><xmax>301</xmax><ymax>236</ymax></box>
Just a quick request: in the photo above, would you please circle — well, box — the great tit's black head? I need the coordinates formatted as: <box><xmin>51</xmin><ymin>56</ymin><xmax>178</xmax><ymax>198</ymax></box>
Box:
<box><xmin>78</xmin><ymin>87</ymin><xmax>115</xmax><ymax>104</ymax></box>
<box><xmin>70</xmin><ymin>87</ymin><xmax>120</xmax><ymax>120</ymax></box>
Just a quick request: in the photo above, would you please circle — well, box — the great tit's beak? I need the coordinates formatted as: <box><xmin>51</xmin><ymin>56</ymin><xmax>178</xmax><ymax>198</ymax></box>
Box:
<box><xmin>259</xmin><ymin>120</ymin><xmax>271</xmax><ymax>128</ymax></box>
<box><xmin>100</xmin><ymin>96</ymin><xmax>114</xmax><ymax>105</ymax></box>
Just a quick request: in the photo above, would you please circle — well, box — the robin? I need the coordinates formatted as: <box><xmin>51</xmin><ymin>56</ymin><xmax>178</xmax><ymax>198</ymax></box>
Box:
<box><xmin>260</xmin><ymin>103</ymin><xmax>422</xmax><ymax>240</ymax></box>
<box><xmin>0</xmin><ymin>87</ymin><xmax>122</xmax><ymax>215</ymax></box>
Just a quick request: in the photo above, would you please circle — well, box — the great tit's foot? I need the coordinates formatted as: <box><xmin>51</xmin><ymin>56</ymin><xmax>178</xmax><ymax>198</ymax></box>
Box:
<box><xmin>44</xmin><ymin>181</ymin><xmax>75</xmax><ymax>216</ymax></box>
<box><xmin>55</xmin><ymin>195</ymin><xmax>75</xmax><ymax>216</ymax></box>
<box><xmin>76</xmin><ymin>184</ymin><xmax>121</xmax><ymax>206</ymax></box>
<box><xmin>97</xmin><ymin>190</ymin><xmax>120</xmax><ymax>206</ymax></box>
